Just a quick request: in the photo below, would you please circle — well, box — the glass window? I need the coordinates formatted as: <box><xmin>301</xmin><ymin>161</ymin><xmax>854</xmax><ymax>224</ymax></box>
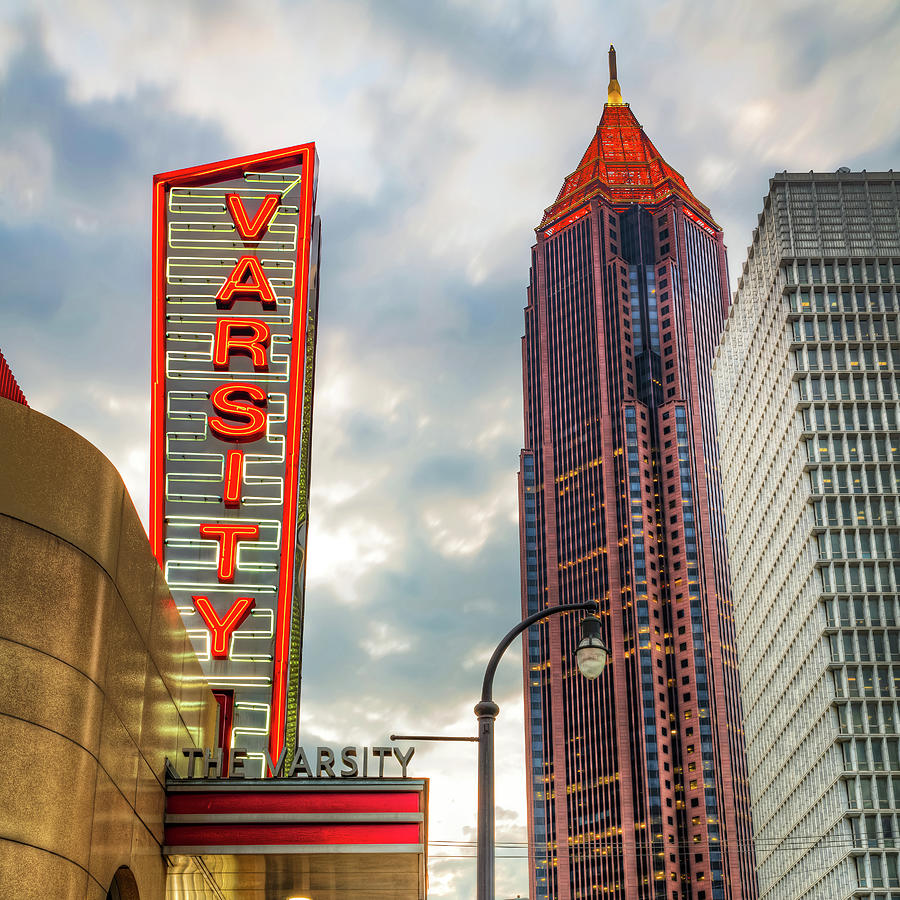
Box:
<box><xmin>862</xmin><ymin>777</ymin><xmax>874</xmax><ymax>807</ymax></box>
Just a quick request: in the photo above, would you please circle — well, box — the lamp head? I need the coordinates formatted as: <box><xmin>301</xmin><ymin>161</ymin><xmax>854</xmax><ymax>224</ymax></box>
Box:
<box><xmin>576</xmin><ymin>614</ymin><xmax>608</xmax><ymax>680</ymax></box>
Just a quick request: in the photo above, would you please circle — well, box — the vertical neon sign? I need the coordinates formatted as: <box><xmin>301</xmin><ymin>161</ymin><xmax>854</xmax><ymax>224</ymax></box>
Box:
<box><xmin>151</xmin><ymin>145</ymin><xmax>319</xmax><ymax>771</ymax></box>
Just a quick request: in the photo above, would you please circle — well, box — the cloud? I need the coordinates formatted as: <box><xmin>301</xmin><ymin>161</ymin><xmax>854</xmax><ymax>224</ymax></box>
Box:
<box><xmin>359</xmin><ymin>620</ymin><xmax>413</xmax><ymax>659</ymax></box>
<box><xmin>0</xmin><ymin>25</ymin><xmax>231</xmax><ymax>518</ymax></box>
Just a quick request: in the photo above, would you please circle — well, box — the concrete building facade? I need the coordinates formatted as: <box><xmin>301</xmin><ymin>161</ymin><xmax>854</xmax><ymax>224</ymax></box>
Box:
<box><xmin>714</xmin><ymin>171</ymin><xmax>900</xmax><ymax>899</ymax></box>
<box><xmin>0</xmin><ymin>394</ymin><xmax>218</xmax><ymax>900</ymax></box>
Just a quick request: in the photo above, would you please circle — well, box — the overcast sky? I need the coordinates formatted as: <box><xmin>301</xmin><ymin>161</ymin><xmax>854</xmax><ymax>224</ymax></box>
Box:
<box><xmin>2</xmin><ymin>0</ymin><xmax>899</xmax><ymax>896</ymax></box>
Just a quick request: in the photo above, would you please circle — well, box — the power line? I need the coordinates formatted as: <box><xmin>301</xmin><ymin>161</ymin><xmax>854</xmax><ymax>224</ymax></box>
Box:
<box><xmin>427</xmin><ymin>829</ymin><xmax>900</xmax><ymax>855</ymax></box>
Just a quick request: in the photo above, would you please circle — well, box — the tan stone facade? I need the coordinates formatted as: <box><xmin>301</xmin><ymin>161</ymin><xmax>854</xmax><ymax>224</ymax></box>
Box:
<box><xmin>0</xmin><ymin>396</ymin><xmax>217</xmax><ymax>899</ymax></box>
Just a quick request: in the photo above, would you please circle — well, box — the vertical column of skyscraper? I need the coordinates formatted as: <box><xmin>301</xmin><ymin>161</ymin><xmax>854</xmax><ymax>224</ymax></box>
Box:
<box><xmin>518</xmin><ymin>48</ymin><xmax>757</xmax><ymax>900</ymax></box>
<box><xmin>714</xmin><ymin>170</ymin><xmax>900</xmax><ymax>899</ymax></box>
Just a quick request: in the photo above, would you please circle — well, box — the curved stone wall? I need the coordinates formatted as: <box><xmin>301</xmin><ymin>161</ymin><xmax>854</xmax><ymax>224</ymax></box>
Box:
<box><xmin>0</xmin><ymin>397</ymin><xmax>216</xmax><ymax>900</ymax></box>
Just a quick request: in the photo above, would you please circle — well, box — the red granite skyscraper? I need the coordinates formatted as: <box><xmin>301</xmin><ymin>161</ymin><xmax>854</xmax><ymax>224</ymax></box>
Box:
<box><xmin>518</xmin><ymin>49</ymin><xmax>757</xmax><ymax>900</ymax></box>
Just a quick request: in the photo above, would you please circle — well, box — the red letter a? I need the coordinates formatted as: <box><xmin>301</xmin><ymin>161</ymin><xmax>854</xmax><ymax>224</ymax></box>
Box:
<box><xmin>216</xmin><ymin>256</ymin><xmax>277</xmax><ymax>309</ymax></box>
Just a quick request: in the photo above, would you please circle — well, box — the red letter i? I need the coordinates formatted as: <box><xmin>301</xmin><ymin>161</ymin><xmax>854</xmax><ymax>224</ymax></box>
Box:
<box><xmin>224</xmin><ymin>449</ymin><xmax>244</xmax><ymax>508</ymax></box>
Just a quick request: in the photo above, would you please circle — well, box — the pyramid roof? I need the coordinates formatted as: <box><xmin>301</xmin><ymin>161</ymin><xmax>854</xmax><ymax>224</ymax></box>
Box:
<box><xmin>539</xmin><ymin>99</ymin><xmax>716</xmax><ymax>232</ymax></box>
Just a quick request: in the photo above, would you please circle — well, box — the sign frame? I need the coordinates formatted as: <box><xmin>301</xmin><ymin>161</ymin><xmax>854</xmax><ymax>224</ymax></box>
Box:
<box><xmin>150</xmin><ymin>144</ymin><xmax>318</xmax><ymax>763</ymax></box>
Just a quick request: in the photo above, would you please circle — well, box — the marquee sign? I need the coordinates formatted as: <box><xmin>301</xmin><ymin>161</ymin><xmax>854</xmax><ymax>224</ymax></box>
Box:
<box><xmin>150</xmin><ymin>144</ymin><xmax>320</xmax><ymax>772</ymax></box>
<box><xmin>167</xmin><ymin>744</ymin><xmax>416</xmax><ymax>780</ymax></box>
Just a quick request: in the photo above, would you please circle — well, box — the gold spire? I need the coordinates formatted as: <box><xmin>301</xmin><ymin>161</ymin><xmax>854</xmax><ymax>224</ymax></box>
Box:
<box><xmin>607</xmin><ymin>44</ymin><xmax>624</xmax><ymax>105</ymax></box>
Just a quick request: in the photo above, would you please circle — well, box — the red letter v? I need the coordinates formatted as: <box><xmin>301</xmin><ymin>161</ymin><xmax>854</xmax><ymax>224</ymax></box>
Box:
<box><xmin>226</xmin><ymin>193</ymin><xmax>280</xmax><ymax>241</ymax></box>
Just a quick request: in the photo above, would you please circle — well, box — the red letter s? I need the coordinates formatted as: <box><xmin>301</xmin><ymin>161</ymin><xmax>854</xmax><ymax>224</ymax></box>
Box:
<box><xmin>208</xmin><ymin>383</ymin><xmax>267</xmax><ymax>442</ymax></box>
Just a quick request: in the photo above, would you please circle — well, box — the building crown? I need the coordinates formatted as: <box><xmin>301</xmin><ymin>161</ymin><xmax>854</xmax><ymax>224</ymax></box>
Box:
<box><xmin>539</xmin><ymin>49</ymin><xmax>717</xmax><ymax>232</ymax></box>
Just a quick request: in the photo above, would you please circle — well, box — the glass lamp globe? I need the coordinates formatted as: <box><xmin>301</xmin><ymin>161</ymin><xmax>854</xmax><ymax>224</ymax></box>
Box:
<box><xmin>575</xmin><ymin>615</ymin><xmax>609</xmax><ymax>680</ymax></box>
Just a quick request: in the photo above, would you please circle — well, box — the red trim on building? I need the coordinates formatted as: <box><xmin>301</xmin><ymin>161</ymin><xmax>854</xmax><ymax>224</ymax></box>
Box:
<box><xmin>0</xmin><ymin>348</ymin><xmax>27</xmax><ymax>406</ymax></box>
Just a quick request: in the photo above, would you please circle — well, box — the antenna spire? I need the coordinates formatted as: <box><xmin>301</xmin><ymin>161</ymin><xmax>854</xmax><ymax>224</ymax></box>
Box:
<box><xmin>607</xmin><ymin>44</ymin><xmax>624</xmax><ymax>105</ymax></box>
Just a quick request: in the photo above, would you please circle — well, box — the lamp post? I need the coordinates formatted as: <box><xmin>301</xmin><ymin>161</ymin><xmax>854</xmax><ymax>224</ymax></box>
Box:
<box><xmin>475</xmin><ymin>601</ymin><xmax>608</xmax><ymax>900</ymax></box>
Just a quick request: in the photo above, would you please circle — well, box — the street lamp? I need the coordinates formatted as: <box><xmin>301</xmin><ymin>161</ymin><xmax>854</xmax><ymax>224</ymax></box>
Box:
<box><xmin>475</xmin><ymin>601</ymin><xmax>608</xmax><ymax>900</ymax></box>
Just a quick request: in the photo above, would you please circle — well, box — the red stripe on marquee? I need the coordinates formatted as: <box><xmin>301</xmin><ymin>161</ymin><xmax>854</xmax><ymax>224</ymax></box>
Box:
<box><xmin>165</xmin><ymin>822</ymin><xmax>420</xmax><ymax>847</ymax></box>
<box><xmin>167</xmin><ymin>791</ymin><xmax>421</xmax><ymax>816</ymax></box>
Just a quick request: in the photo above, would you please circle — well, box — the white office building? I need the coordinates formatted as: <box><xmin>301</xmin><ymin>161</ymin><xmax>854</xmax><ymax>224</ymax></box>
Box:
<box><xmin>713</xmin><ymin>171</ymin><xmax>900</xmax><ymax>899</ymax></box>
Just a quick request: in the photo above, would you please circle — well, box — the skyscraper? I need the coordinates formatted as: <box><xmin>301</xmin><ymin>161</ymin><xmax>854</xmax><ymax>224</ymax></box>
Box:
<box><xmin>713</xmin><ymin>171</ymin><xmax>900</xmax><ymax>898</ymax></box>
<box><xmin>518</xmin><ymin>48</ymin><xmax>757</xmax><ymax>900</ymax></box>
